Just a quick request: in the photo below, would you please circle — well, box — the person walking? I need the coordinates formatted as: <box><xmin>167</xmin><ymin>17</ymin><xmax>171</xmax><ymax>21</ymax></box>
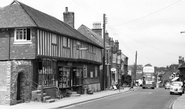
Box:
<box><xmin>129</xmin><ymin>81</ymin><xmax>134</xmax><ymax>91</ymax></box>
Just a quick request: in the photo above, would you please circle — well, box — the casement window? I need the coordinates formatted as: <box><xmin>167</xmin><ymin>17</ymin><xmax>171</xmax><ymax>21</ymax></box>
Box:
<box><xmin>14</xmin><ymin>28</ymin><xmax>32</xmax><ymax>44</ymax></box>
<box><xmin>63</xmin><ymin>37</ymin><xmax>70</xmax><ymax>48</ymax></box>
<box><xmin>92</xmin><ymin>46</ymin><xmax>96</xmax><ymax>54</ymax></box>
<box><xmin>52</xmin><ymin>34</ymin><xmax>57</xmax><ymax>45</ymax></box>
<box><xmin>88</xmin><ymin>45</ymin><xmax>93</xmax><ymax>53</ymax></box>
<box><xmin>67</xmin><ymin>38</ymin><xmax>71</xmax><ymax>47</ymax></box>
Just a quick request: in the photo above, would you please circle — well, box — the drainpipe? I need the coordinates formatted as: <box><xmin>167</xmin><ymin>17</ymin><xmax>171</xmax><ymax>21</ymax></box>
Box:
<box><xmin>8</xmin><ymin>29</ymin><xmax>11</xmax><ymax>61</ymax></box>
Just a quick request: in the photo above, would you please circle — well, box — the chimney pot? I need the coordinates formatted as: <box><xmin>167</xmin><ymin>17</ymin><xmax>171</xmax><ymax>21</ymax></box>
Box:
<box><xmin>65</xmin><ymin>7</ymin><xmax>68</xmax><ymax>12</ymax></box>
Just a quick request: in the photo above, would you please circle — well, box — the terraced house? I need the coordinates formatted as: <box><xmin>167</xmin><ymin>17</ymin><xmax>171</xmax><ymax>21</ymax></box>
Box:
<box><xmin>0</xmin><ymin>0</ymin><xmax>103</xmax><ymax>105</ymax></box>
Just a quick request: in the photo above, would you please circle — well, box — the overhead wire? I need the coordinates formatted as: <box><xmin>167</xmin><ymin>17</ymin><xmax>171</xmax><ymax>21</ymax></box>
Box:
<box><xmin>70</xmin><ymin>0</ymin><xmax>183</xmax><ymax>57</ymax></box>
<box><xmin>107</xmin><ymin>25</ymin><xmax>180</xmax><ymax>58</ymax></box>
<box><xmin>71</xmin><ymin>0</ymin><xmax>102</xmax><ymax>21</ymax></box>
<box><xmin>110</xmin><ymin>0</ymin><xmax>183</xmax><ymax>26</ymax></box>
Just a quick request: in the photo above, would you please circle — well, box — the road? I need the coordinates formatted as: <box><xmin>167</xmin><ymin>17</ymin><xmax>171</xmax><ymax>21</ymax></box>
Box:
<box><xmin>63</xmin><ymin>88</ymin><xmax>180</xmax><ymax>109</ymax></box>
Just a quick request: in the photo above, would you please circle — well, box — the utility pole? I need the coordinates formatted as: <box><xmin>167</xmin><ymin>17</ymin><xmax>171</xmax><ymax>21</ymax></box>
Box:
<box><xmin>102</xmin><ymin>14</ymin><xmax>106</xmax><ymax>90</ymax></box>
<box><xmin>134</xmin><ymin>51</ymin><xmax>137</xmax><ymax>84</ymax></box>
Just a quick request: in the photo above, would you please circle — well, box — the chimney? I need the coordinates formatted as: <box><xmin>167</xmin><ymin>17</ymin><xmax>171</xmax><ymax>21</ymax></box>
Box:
<box><xmin>179</xmin><ymin>56</ymin><xmax>184</xmax><ymax>65</ymax></box>
<box><xmin>105</xmin><ymin>32</ymin><xmax>109</xmax><ymax>44</ymax></box>
<box><xmin>63</xmin><ymin>7</ymin><xmax>75</xmax><ymax>28</ymax></box>
<box><xmin>92</xmin><ymin>22</ymin><xmax>102</xmax><ymax>37</ymax></box>
<box><xmin>112</xmin><ymin>40</ymin><xmax>119</xmax><ymax>53</ymax></box>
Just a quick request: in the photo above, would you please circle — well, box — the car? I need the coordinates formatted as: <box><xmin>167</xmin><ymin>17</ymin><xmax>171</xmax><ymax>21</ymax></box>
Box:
<box><xmin>164</xmin><ymin>82</ymin><xmax>171</xmax><ymax>89</ymax></box>
<box><xmin>170</xmin><ymin>81</ymin><xmax>184</xmax><ymax>95</ymax></box>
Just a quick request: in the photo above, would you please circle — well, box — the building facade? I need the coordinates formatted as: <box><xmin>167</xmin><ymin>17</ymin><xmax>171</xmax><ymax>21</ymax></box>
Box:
<box><xmin>0</xmin><ymin>1</ymin><xmax>102</xmax><ymax>105</ymax></box>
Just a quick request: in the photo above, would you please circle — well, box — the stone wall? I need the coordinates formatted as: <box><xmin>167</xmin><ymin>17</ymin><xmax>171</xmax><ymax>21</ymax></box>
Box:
<box><xmin>0</xmin><ymin>60</ymin><xmax>33</xmax><ymax>105</ymax></box>
<box><xmin>10</xmin><ymin>60</ymin><xmax>33</xmax><ymax>105</ymax></box>
<box><xmin>0</xmin><ymin>61</ymin><xmax>11</xmax><ymax>105</ymax></box>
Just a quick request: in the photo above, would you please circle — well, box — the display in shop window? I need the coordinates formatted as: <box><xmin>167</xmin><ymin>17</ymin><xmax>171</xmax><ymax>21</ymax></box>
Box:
<box><xmin>58</xmin><ymin>67</ymin><xmax>70</xmax><ymax>88</ymax></box>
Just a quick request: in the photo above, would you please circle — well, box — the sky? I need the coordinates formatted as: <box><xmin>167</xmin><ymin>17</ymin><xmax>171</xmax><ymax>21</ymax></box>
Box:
<box><xmin>1</xmin><ymin>0</ymin><xmax>185</xmax><ymax>67</ymax></box>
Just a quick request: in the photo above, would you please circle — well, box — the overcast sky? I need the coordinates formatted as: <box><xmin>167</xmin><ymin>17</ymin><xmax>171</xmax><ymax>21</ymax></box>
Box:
<box><xmin>1</xmin><ymin>0</ymin><xmax>185</xmax><ymax>67</ymax></box>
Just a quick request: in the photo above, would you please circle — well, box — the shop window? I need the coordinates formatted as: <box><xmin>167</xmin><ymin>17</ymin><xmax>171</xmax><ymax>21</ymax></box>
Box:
<box><xmin>38</xmin><ymin>59</ymin><xmax>56</xmax><ymax>87</ymax></box>
<box><xmin>58</xmin><ymin>67</ymin><xmax>70</xmax><ymax>88</ymax></box>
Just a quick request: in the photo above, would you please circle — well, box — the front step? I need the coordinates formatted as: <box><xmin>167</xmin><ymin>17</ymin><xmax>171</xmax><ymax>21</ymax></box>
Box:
<box><xmin>45</xmin><ymin>98</ymin><xmax>55</xmax><ymax>103</ymax></box>
<box><xmin>70</xmin><ymin>93</ymin><xmax>81</xmax><ymax>97</ymax></box>
<box><xmin>32</xmin><ymin>90</ymin><xmax>56</xmax><ymax>103</ymax></box>
<box><xmin>67</xmin><ymin>90</ymin><xmax>81</xmax><ymax>97</ymax></box>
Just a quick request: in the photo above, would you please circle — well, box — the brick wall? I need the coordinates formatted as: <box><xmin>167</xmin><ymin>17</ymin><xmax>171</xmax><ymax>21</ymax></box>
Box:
<box><xmin>0</xmin><ymin>28</ymin><xmax>36</xmax><ymax>60</ymax></box>
<box><xmin>0</xmin><ymin>29</ymin><xmax>10</xmax><ymax>60</ymax></box>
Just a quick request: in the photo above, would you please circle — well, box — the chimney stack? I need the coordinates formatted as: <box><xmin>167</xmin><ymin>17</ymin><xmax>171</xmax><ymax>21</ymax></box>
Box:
<box><xmin>92</xmin><ymin>22</ymin><xmax>102</xmax><ymax>37</ymax></box>
<box><xmin>63</xmin><ymin>7</ymin><xmax>75</xmax><ymax>28</ymax></box>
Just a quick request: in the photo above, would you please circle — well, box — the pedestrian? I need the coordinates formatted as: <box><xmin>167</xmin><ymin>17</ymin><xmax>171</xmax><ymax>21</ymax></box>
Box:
<box><xmin>129</xmin><ymin>81</ymin><xmax>134</xmax><ymax>91</ymax></box>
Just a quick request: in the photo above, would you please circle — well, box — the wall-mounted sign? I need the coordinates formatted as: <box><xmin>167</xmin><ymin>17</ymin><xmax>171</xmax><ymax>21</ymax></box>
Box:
<box><xmin>111</xmin><ymin>68</ymin><xmax>116</xmax><ymax>72</ymax></box>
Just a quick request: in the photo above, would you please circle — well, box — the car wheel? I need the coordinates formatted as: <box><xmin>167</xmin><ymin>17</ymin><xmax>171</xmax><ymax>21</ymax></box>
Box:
<box><xmin>170</xmin><ymin>92</ymin><xmax>173</xmax><ymax>95</ymax></box>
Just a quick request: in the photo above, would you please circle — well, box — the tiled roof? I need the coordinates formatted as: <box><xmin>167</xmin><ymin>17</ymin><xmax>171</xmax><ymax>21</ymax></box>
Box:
<box><xmin>0</xmin><ymin>1</ymin><xmax>36</xmax><ymax>28</ymax></box>
<box><xmin>178</xmin><ymin>63</ymin><xmax>185</xmax><ymax>69</ymax></box>
<box><xmin>78</xmin><ymin>24</ymin><xmax>108</xmax><ymax>48</ymax></box>
<box><xmin>0</xmin><ymin>1</ymin><xmax>101</xmax><ymax>48</ymax></box>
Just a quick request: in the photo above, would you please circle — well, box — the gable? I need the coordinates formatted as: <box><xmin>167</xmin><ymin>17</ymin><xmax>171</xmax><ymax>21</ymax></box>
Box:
<box><xmin>0</xmin><ymin>2</ymin><xmax>36</xmax><ymax>28</ymax></box>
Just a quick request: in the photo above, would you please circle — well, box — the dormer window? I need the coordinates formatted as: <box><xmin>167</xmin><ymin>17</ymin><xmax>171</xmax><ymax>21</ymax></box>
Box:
<box><xmin>14</xmin><ymin>28</ymin><xmax>32</xmax><ymax>44</ymax></box>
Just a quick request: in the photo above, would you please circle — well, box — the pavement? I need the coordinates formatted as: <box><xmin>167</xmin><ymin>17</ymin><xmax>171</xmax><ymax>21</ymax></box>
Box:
<box><xmin>0</xmin><ymin>87</ymin><xmax>184</xmax><ymax>109</ymax></box>
<box><xmin>0</xmin><ymin>87</ymin><xmax>130</xmax><ymax>109</ymax></box>
<box><xmin>172</xmin><ymin>93</ymin><xmax>185</xmax><ymax>109</ymax></box>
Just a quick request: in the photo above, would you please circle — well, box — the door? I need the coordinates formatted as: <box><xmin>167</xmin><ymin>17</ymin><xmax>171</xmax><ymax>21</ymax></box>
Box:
<box><xmin>17</xmin><ymin>73</ymin><xmax>21</xmax><ymax>101</ymax></box>
<box><xmin>71</xmin><ymin>67</ymin><xmax>83</xmax><ymax>87</ymax></box>
<box><xmin>16</xmin><ymin>72</ymin><xmax>25</xmax><ymax>102</ymax></box>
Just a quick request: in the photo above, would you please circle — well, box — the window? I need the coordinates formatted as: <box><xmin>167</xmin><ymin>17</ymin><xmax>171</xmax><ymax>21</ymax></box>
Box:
<box><xmin>95</xmin><ymin>66</ymin><xmax>98</xmax><ymax>77</ymax></box>
<box><xmin>88</xmin><ymin>45</ymin><xmax>93</xmax><ymax>53</ymax></box>
<box><xmin>93</xmin><ymin>46</ymin><xmax>96</xmax><ymax>54</ymax></box>
<box><xmin>83</xmin><ymin>65</ymin><xmax>87</xmax><ymax>78</ymax></box>
<box><xmin>63</xmin><ymin>37</ymin><xmax>67</xmax><ymax>47</ymax></box>
<box><xmin>38</xmin><ymin>59</ymin><xmax>56</xmax><ymax>87</ymax></box>
<box><xmin>58</xmin><ymin>67</ymin><xmax>70</xmax><ymax>88</ymax></box>
<box><xmin>14</xmin><ymin>28</ymin><xmax>31</xmax><ymax>43</ymax></box>
<box><xmin>52</xmin><ymin>34</ymin><xmax>57</xmax><ymax>44</ymax></box>
<box><xmin>63</xmin><ymin>37</ymin><xmax>71</xmax><ymax>48</ymax></box>
<box><xmin>90</xmin><ymin>71</ymin><xmax>93</xmax><ymax>78</ymax></box>
<box><xmin>67</xmin><ymin>38</ymin><xmax>70</xmax><ymax>47</ymax></box>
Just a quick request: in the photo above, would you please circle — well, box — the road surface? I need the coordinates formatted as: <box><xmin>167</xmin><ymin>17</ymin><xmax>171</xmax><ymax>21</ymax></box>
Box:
<box><xmin>63</xmin><ymin>88</ymin><xmax>180</xmax><ymax>109</ymax></box>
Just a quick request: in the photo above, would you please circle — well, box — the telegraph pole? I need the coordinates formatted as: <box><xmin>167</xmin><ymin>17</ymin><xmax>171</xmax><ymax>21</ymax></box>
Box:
<box><xmin>134</xmin><ymin>51</ymin><xmax>137</xmax><ymax>84</ymax></box>
<box><xmin>102</xmin><ymin>14</ymin><xmax>106</xmax><ymax>90</ymax></box>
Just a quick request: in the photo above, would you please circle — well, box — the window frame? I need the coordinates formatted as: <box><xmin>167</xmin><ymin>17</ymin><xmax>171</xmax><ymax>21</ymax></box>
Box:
<box><xmin>14</xmin><ymin>28</ymin><xmax>32</xmax><ymax>44</ymax></box>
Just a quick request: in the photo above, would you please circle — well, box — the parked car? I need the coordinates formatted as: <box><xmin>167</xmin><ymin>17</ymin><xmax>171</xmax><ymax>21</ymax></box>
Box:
<box><xmin>164</xmin><ymin>82</ymin><xmax>171</xmax><ymax>89</ymax></box>
<box><xmin>170</xmin><ymin>81</ymin><xmax>184</xmax><ymax>95</ymax></box>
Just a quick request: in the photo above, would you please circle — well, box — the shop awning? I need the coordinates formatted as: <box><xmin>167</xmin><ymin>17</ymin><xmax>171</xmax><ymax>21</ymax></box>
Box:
<box><xmin>171</xmin><ymin>77</ymin><xmax>179</xmax><ymax>81</ymax></box>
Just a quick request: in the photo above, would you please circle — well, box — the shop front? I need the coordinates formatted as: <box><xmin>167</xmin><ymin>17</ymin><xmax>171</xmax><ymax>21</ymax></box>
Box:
<box><xmin>57</xmin><ymin>61</ymin><xmax>84</xmax><ymax>97</ymax></box>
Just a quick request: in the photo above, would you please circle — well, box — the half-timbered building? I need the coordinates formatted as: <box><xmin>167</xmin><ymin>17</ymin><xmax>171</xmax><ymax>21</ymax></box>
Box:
<box><xmin>0</xmin><ymin>1</ymin><xmax>103</xmax><ymax>105</ymax></box>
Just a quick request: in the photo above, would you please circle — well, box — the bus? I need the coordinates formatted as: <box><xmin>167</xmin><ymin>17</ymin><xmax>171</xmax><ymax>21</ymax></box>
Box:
<box><xmin>142</xmin><ymin>64</ymin><xmax>156</xmax><ymax>89</ymax></box>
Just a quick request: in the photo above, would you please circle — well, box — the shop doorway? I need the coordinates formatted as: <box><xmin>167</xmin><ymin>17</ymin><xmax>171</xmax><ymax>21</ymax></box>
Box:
<box><xmin>71</xmin><ymin>67</ymin><xmax>83</xmax><ymax>87</ymax></box>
